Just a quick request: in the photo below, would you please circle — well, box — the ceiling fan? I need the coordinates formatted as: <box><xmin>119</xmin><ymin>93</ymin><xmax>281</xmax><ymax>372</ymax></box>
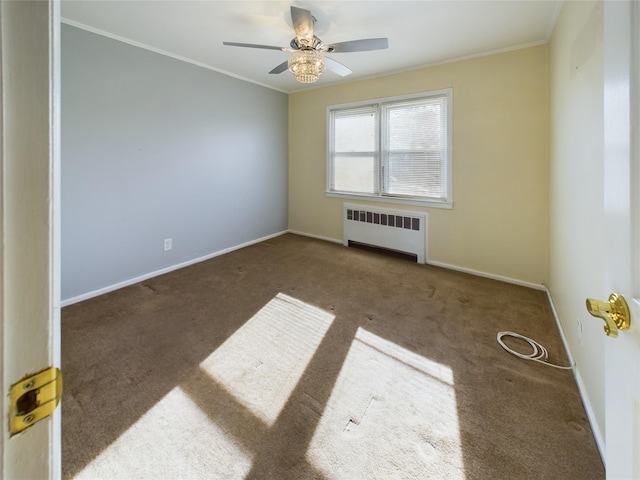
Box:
<box><xmin>223</xmin><ymin>6</ymin><xmax>388</xmax><ymax>84</ymax></box>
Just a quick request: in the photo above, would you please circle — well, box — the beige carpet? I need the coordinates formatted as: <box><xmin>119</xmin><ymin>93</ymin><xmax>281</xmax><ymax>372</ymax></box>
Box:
<box><xmin>62</xmin><ymin>233</ymin><xmax>603</xmax><ymax>479</ymax></box>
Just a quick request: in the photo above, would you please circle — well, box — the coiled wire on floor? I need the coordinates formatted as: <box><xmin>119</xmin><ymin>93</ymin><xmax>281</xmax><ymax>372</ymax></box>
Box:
<box><xmin>496</xmin><ymin>331</ymin><xmax>575</xmax><ymax>370</ymax></box>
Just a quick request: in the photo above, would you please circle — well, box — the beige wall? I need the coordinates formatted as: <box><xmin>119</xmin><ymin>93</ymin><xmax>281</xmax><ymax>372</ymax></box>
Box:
<box><xmin>549</xmin><ymin>0</ymin><xmax>605</xmax><ymax>449</ymax></box>
<box><xmin>289</xmin><ymin>46</ymin><xmax>549</xmax><ymax>286</ymax></box>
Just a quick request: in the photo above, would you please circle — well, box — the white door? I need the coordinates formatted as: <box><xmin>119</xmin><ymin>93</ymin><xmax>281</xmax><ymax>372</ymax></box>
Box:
<box><xmin>1</xmin><ymin>1</ymin><xmax>61</xmax><ymax>479</ymax></box>
<box><xmin>603</xmin><ymin>1</ymin><xmax>640</xmax><ymax>479</ymax></box>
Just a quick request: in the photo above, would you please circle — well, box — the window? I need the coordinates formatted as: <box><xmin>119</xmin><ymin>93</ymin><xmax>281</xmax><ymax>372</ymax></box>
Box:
<box><xmin>327</xmin><ymin>89</ymin><xmax>452</xmax><ymax>208</ymax></box>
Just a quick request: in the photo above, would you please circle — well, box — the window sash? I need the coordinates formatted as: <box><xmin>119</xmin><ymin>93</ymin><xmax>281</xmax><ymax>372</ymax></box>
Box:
<box><xmin>329</xmin><ymin>106</ymin><xmax>379</xmax><ymax>195</ymax></box>
<box><xmin>381</xmin><ymin>96</ymin><xmax>448</xmax><ymax>200</ymax></box>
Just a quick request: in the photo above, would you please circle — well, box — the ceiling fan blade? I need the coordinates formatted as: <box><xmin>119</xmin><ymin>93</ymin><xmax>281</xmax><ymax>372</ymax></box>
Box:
<box><xmin>323</xmin><ymin>38</ymin><xmax>388</xmax><ymax>53</ymax></box>
<box><xmin>290</xmin><ymin>6</ymin><xmax>314</xmax><ymax>46</ymax></box>
<box><xmin>269</xmin><ymin>61</ymin><xmax>289</xmax><ymax>75</ymax></box>
<box><xmin>223</xmin><ymin>41</ymin><xmax>287</xmax><ymax>51</ymax></box>
<box><xmin>324</xmin><ymin>57</ymin><xmax>352</xmax><ymax>77</ymax></box>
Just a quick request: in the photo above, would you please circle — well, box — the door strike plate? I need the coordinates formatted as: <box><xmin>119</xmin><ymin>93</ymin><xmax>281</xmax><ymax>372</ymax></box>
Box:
<box><xmin>9</xmin><ymin>367</ymin><xmax>62</xmax><ymax>436</ymax></box>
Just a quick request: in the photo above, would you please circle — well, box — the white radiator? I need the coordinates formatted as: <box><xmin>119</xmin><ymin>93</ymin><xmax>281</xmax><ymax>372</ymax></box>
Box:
<box><xmin>343</xmin><ymin>203</ymin><xmax>427</xmax><ymax>263</ymax></box>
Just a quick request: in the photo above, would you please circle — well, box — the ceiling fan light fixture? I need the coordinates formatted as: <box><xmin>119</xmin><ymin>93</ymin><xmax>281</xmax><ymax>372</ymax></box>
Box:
<box><xmin>288</xmin><ymin>49</ymin><xmax>325</xmax><ymax>83</ymax></box>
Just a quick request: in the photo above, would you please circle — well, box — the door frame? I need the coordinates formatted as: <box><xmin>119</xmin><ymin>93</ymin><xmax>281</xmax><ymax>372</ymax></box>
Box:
<box><xmin>0</xmin><ymin>1</ymin><xmax>61</xmax><ymax>478</ymax></box>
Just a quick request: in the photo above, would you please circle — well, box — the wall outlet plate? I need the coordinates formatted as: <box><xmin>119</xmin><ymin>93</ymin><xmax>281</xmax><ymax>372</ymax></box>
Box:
<box><xmin>163</xmin><ymin>238</ymin><xmax>172</xmax><ymax>251</ymax></box>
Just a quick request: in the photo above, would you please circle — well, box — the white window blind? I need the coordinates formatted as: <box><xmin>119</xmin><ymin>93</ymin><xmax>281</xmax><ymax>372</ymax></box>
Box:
<box><xmin>327</xmin><ymin>90</ymin><xmax>452</xmax><ymax>207</ymax></box>
<box><xmin>383</xmin><ymin>97</ymin><xmax>446</xmax><ymax>199</ymax></box>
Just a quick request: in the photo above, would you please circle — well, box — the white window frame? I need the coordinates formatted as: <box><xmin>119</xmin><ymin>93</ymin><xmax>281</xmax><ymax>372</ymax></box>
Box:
<box><xmin>326</xmin><ymin>89</ymin><xmax>453</xmax><ymax>209</ymax></box>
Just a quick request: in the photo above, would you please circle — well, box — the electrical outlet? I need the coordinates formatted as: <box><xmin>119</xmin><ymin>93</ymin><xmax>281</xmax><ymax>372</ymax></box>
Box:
<box><xmin>163</xmin><ymin>238</ymin><xmax>172</xmax><ymax>251</ymax></box>
<box><xmin>577</xmin><ymin>317</ymin><xmax>583</xmax><ymax>345</ymax></box>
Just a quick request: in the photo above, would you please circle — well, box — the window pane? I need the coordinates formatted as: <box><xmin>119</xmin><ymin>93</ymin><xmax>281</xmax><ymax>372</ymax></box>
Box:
<box><xmin>334</xmin><ymin>111</ymin><xmax>376</xmax><ymax>152</ymax></box>
<box><xmin>385</xmin><ymin>152</ymin><xmax>444</xmax><ymax>198</ymax></box>
<box><xmin>387</xmin><ymin>98</ymin><xmax>444</xmax><ymax>151</ymax></box>
<box><xmin>333</xmin><ymin>156</ymin><xmax>376</xmax><ymax>194</ymax></box>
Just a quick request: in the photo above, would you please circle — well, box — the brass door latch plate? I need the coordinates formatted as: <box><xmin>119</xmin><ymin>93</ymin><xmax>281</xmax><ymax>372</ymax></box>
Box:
<box><xmin>9</xmin><ymin>367</ymin><xmax>62</xmax><ymax>435</ymax></box>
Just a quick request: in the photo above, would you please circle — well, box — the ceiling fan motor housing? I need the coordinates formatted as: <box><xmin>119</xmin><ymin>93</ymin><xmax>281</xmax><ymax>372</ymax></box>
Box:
<box><xmin>290</xmin><ymin>35</ymin><xmax>325</xmax><ymax>51</ymax></box>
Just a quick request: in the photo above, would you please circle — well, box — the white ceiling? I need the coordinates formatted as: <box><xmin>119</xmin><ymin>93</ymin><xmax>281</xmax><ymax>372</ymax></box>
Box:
<box><xmin>61</xmin><ymin>1</ymin><xmax>562</xmax><ymax>93</ymax></box>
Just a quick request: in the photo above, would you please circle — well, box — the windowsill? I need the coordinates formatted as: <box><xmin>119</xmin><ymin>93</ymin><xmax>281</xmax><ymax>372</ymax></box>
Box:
<box><xmin>325</xmin><ymin>191</ymin><xmax>453</xmax><ymax>209</ymax></box>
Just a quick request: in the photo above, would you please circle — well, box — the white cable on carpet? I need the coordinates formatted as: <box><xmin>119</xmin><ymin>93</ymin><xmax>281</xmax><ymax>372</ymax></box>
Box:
<box><xmin>496</xmin><ymin>331</ymin><xmax>575</xmax><ymax>370</ymax></box>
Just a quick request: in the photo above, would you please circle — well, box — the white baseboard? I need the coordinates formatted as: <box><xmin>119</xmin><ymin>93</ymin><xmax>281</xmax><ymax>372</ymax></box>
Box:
<box><xmin>289</xmin><ymin>230</ymin><xmax>546</xmax><ymax>291</ymax></box>
<box><xmin>287</xmin><ymin>229</ymin><xmax>342</xmax><ymax>245</ymax></box>
<box><xmin>544</xmin><ymin>287</ymin><xmax>606</xmax><ymax>466</ymax></box>
<box><xmin>573</xmin><ymin>368</ymin><xmax>606</xmax><ymax>466</ymax></box>
<box><xmin>426</xmin><ymin>260</ymin><xmax>546</xmax><ymax>291</ymax></box>
<box><xmin>61</xmin><ymin>230</ymin><xmax>288</xmax><ymax>307</ymax></box>
<box><xmin>544</xmin><ymin>287</ymin><xmax>576</xmax><ymax>367</ymax></box>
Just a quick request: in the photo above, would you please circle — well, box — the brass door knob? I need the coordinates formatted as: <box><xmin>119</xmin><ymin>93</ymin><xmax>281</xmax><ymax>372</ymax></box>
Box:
<box><xmin>585</xmin><ymin>293</ymin><xmax>631</xmax><ymax>337</ymax></box>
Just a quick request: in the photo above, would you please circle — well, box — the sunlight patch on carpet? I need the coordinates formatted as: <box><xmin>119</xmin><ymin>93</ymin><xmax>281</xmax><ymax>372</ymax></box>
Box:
<box><xmin>75</xmin><ymin>387</ymin><xmax>251</xmax><ymax>479</ymax></box>
<box><xmin>305</xmin><ymin>327</ymin><xmax>465</xmax><ymax>479</ymax></box>
<box><xmin>199</xmin><ymin>292</ymin><xmax>335</xmax><ymax>426</ymax></box>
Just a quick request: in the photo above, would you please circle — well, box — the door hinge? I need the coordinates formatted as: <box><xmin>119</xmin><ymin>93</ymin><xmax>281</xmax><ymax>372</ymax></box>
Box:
<box><xmin>9</xmin><ymin>367</ymin><xmax>62</xmax><ymax>436</ymax></box>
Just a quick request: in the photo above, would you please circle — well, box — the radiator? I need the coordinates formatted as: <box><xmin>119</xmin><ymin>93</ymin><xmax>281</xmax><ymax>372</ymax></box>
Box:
<box><xmin>343</xmin><ymin>203</ymin><xmax>427</xmax><ymax>263</ymax></box>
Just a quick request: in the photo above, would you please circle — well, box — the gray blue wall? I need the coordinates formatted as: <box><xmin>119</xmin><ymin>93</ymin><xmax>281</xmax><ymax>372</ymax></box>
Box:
<box><xmin>61</xmin><ymin>25</ymin><xmax>288</xmax><ymax>302</ymax></box>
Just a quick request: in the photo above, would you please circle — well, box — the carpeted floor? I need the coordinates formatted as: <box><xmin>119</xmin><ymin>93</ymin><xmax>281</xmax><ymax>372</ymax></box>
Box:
<box><xmin>61</xmin><ymin>233</ymin><xmax>604</xmax><ymax>479</ymax></box>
